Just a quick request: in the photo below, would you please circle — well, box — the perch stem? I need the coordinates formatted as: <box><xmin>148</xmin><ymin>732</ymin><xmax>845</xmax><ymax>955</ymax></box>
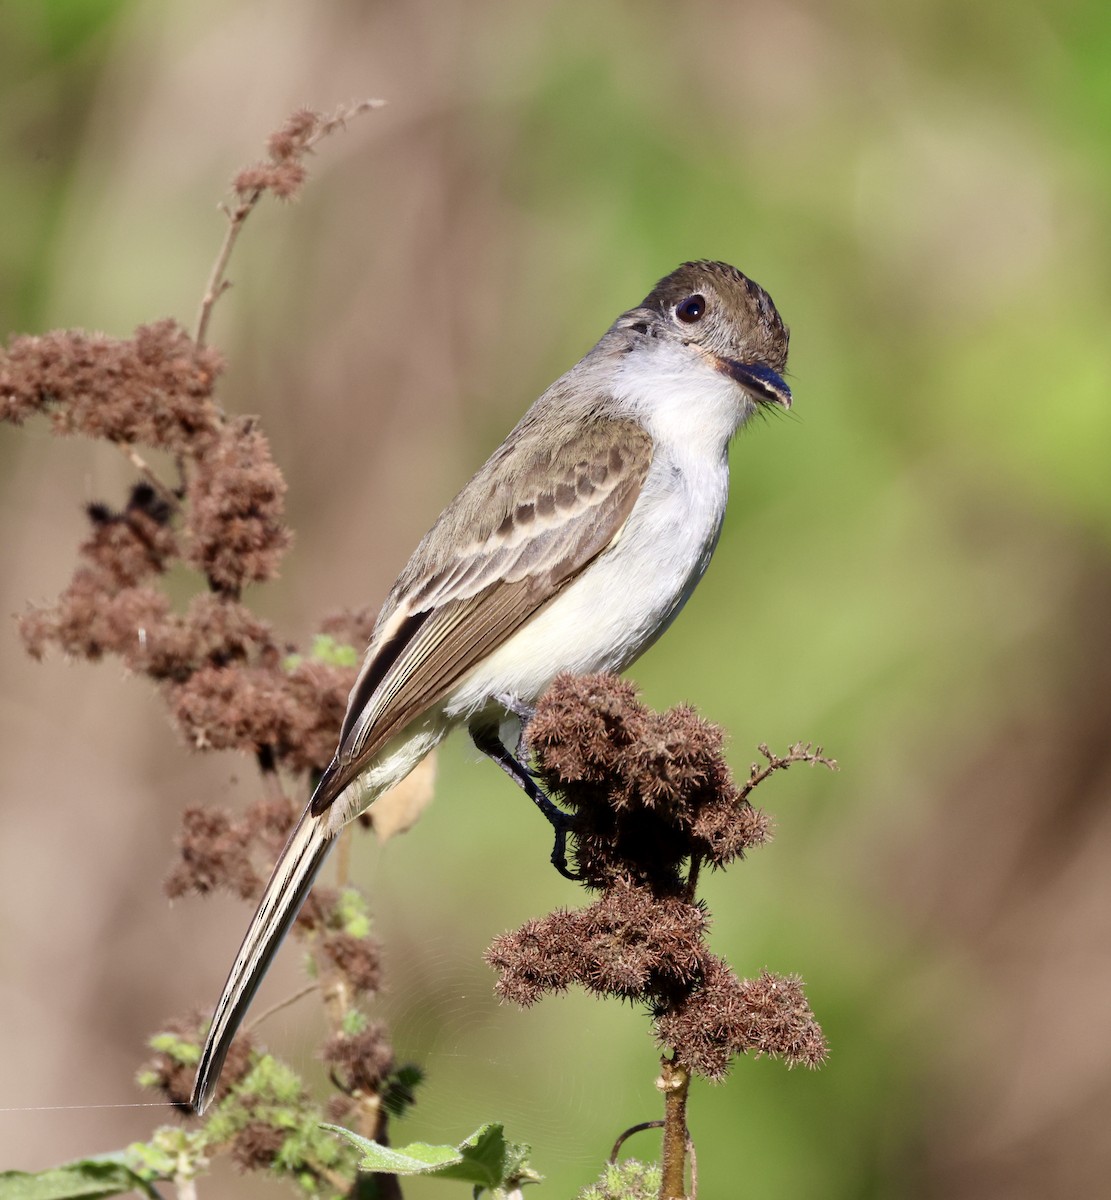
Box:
<box><xmin>657</xmin><ymin>1052</ymin><xmax>691</xmax><ymax>1200</ymax></box>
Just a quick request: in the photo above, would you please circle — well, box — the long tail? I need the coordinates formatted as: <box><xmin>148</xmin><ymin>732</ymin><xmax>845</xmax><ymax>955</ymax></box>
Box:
<box><xmin>191</xmin><ymin>804</ymin><xmax>335</xmax><ymax>1115</ymax></box>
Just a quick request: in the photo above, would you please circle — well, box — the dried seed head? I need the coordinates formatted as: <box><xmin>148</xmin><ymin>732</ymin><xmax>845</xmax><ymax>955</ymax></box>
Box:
<box><xmin>1</xmin><ymin>321</ymin><xmax>222</xmax><ymax>450</ymax></box>
<box><xmin>185</xmin><ymin>418</ymin><xmax>292</xmax><ymax>595</ymax></box>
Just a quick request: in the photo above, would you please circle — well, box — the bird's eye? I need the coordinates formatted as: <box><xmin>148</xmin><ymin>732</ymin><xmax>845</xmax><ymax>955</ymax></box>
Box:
<box><xmin>675</xmin><ymin>294</ymin><xmax>706</xmax><ymax>323</ymax></box>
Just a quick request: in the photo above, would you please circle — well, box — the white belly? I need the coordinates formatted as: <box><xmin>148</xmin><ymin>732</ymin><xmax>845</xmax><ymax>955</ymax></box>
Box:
<box><xmin>443</xmin><ymin>440</ymin><xmax>730</xmax><ymax>716</ymax></box>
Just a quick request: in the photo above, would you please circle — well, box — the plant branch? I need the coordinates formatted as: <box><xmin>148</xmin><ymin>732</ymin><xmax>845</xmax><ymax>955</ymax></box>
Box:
<box><xmin>297</xmin><ymin>98</ymin><xmax>385</xmax><ymax>151</ymax></box>
<box><xmin>657</xmin><ymin>1053</ymin><xmax>691</xmax><ymax>1200</ymax></box>
<box><xmin>195</xmin><ymin>197</ymin><xmax>255</xmax><ymax>350</ymax></box>
<box><xmin>739</xmin><ymin>741</ymin><xmax>837</xmax><ymax>803</ymax></box>
<box><xmin>246</xmin><ymin>981</ymin><xmax>321</xmax><ymax>1033</ymax></box>
<box><xmin>194</xmin><ymin>99</ymin><xmax>383</xmax><ymax>349</ymax></box>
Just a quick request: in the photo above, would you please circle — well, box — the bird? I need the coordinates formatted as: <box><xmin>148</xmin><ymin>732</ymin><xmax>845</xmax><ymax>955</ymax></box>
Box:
<box><xmin>190</xmin><ymin>259</ymin><xmax>792</xmax><ymax>1114</ymax></box>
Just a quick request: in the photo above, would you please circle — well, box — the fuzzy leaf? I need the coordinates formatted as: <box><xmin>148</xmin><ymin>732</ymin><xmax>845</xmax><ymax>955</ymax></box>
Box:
<box><xmin>0</xmin><ymin>1155</ymin><xmax>163</xmax><ymax>1200</ymax></box>
<box><xmin>322</xmin><ymin>1122</ymin><xmax>539</xmax><ymax>1192</ymax></box>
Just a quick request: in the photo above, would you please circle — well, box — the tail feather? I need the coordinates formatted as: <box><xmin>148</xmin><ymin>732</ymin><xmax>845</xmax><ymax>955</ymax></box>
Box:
<box><xmin>191</xmin><ymin>806</ymin><xmax>334</xmax><ymax>1115</ymax></box>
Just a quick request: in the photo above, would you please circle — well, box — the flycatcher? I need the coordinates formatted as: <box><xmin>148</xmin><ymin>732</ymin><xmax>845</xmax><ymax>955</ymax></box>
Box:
<box><xmin>190</xmin><ymin>259</ymin><xmax>792</xmax><ymax>1113</ymax></box>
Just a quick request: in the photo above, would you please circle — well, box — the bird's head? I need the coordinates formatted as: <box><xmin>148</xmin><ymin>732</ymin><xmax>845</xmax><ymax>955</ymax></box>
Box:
<box><xmin>619</xmin><ymin>260</ymin><xmax>792</xmax><ymax>411</ymax></box>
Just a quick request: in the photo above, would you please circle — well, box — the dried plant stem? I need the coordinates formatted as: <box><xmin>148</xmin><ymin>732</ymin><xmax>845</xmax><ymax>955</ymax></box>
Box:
<box><xmin>195</xmin><ymin>193</ymin><xmax>259</xmax><ymax>350</ymax></box>
<box><xmin>352</xmin><ymin>1090</ymin><xmax>382</xmax><ymax>1142</ymax></box>
<box><xmin>321</xmin><ymin>968</ymin><xmax>352</xmax><ymax>1032</ymax></box>
<box><xmin>739</xmin><ymin>741</ymin><xmax>837</xmax><ymax>803</ymax></box>
<box><xmin>246</xmin><ymin>981</ymin><xmax>320</xmax><ymax>1033</ymax></box>
<box><xmin>298</xmin><ymin>98</ymin><xmax>385</xmax><ymax>151</ymax></box>
<box><xmin>657</xmin><ymin>1053</ymin><xmax>691</xmax><ymax>1200</ymax></box>
<box><xmin>194</xmin><ymin>98</ymin><xmax>383</xmax><ymax>349</ymax></box>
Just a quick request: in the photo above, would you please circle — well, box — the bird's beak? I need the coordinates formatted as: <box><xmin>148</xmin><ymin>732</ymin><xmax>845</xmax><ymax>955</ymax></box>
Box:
<box><xmin>718</xmin><ymin>358</ymin><xmax>792</xmax><ymax>410</ymax></box>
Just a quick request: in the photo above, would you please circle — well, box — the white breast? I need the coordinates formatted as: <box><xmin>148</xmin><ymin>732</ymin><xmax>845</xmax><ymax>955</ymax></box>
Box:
<box><xmin>444</xmin><ymin>343</ymin><xmax>747</xmax><ymax>716</ymax></box>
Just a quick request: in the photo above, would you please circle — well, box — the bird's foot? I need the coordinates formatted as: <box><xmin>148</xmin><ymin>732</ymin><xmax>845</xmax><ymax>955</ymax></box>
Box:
<box><xmin>470</xmin><ymin>721</ymin><xmax>581</xmax><ymax>881</ymax></box>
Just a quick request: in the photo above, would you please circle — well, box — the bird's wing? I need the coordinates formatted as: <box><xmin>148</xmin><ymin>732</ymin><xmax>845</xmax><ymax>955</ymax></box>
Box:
<box><xmin>311</xmin><ymin>415</ymin><xmax>652</xmax><ymax>814</ymax></box>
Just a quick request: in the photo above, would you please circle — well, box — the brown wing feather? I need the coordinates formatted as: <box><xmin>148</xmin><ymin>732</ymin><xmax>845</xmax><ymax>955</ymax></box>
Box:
<box><xmin>310</xmin><ymin>416</ymin><xmax>652</xmax><ymax>815</ymax></box>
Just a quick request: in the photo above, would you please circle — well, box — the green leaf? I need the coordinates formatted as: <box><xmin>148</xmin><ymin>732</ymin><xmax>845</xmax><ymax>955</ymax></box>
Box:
<box><xmin>320</xmin><ymin>1127</ymin><xmax>459</xmax><ymax>1174</ymax></box>
<box><xmin>0</xmin><ymin>1154</ymin><xmax>163</xmax><ymax>1200</ymax></box>
<box><xmin>321</xmin><ymin>1123</ymin><xmax>540</xmax><ymax>1193</ymax></box>
<box><xmin>284</xmin><ymin>635</ymin><xmax>360</xmax><ymax>673</ymax></box>
<box><xmin>335</xmin><ymin>887</ymin><xmax>371</xmax><ymax>938</ymax></box>
<box><xmin>431</xmin><ymin>1125</ymin><xmax>527</xmax><ymax>1188</ymax></box>
<box><xmin>146</xmin><ymin>1032</ymin><xmax>200</xmax><ymax>1066</ymax></box>
<box><xmin>340</xmin><ymin>1008</ymin><xmax>368</xmax><ymax>1036</ymax></box>
<box><xmin>309</xmin><ymin>634</ymin><xmax>359</xmax><ymax>668</ymax></box>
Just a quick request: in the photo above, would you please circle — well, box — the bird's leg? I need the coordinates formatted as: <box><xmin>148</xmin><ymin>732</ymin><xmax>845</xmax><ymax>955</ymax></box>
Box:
<box><xmin>493</xmin><ymin>692</ymin><xmax>538</xmax><ymax>765</ymax></box>
<box><xmin>470</xmin><ymin>722</ymin><xmax>581</xmax><ymax>881</ymax></box>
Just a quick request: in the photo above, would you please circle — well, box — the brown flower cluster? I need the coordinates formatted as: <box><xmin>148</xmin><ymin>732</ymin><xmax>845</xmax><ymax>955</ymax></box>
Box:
<box><xmin>20</xmin><ymin>483</ymin><xmax>176</xmax><ymax>664</ymax></box>
<box><xmin>15</xmin><ymin>470</ymin><xmax>363</xmax><ymax>776</ymax></box>
<box><xmin>165</xmin><ymin>797</ymin><xmax>297</xmax><ymax>904</ymax></box>
<box><xmin>7</xmin><ymin>101</ymin><xmax>408</xmax><ymax>1186</ymax></box>
<box><xmin>319</xmin><ymin>931</ymin><xmax>382</xmax><ymax>996</ymax></box>
<box><xmin>168</xmin><ymin>656</ymin><xmax>354</xmax><ymax>774</ymax></box>
<box><xmin>527</xmin><ymin>673</ymin><xmax>773</xmax><ymax>888</ymax></box>
<box><xmin>231</xmin><ymin>102</ymin><xmax>381</xmax><ymax>203</ymax></box>
<box><xmin>321</xmin><ymin>1022</ymin><xmax>395</xmax><ymax>1097</ymax></box>
<box><xmin>486</xmin><ymin>673</ymin><xmax>829</xmax><ymax>1080</ymax></box>
<box><xmin>654</xmin><ymin>961</ymin><xmax>827</xmax><ymax>1079</ymax></box>
<box><xmin>0</xmin><ymin>319</ymin><xmax>223</xmax><ymax>448</ymax></box>
<box><xmin>184</xmin><ymin>416</ymin><xmax>291</xmax><ymax>595</ymax></box>
<box><xmin>322</xmin><ymin>1025</ymin><xmax>418</xmax><ymax>1135</ymax></box>
<box><xmin>228</xmin><ymin>1121</ymin><xmax>288</xmax><ymax>1172</ymax></box>
<box><xmin>231</xmin><ymin>110</ymin><xmax>312</xmax><ymax>202</ymax></box>
<box><xmin>1</xmin><ymin>306</ymin><xmax>379</xmax><ymax>776</ymax></box>
<box><xmin>0</xmin><ymin>109</ymin><xmax>393</xmax><ymax>779</ymax></box>
<box><xmin>488</xmin><ymin>880</ymin><xmax>708</xmax><ymax>1007</ymax></box>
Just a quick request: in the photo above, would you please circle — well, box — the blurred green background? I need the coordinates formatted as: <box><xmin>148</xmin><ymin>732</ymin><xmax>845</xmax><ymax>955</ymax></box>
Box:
<box><xmin>2</xmin><ymin>2</ymin><xmax>1110</xmax><ymax>1197</ymax></box>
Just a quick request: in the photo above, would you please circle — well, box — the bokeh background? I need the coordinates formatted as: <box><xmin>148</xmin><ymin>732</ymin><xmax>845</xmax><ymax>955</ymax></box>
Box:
<box><xmin>2</xmin><ymin>2</ymin><xmax>1110</xmax><ymax>1197</ymax></box>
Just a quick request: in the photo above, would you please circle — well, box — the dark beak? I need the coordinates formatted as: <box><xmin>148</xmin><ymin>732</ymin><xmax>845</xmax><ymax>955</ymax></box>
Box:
<box><xmin>718</xmin><ymin>358</ymin><xmax>792</xmax><ymax>410</ymax></box>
